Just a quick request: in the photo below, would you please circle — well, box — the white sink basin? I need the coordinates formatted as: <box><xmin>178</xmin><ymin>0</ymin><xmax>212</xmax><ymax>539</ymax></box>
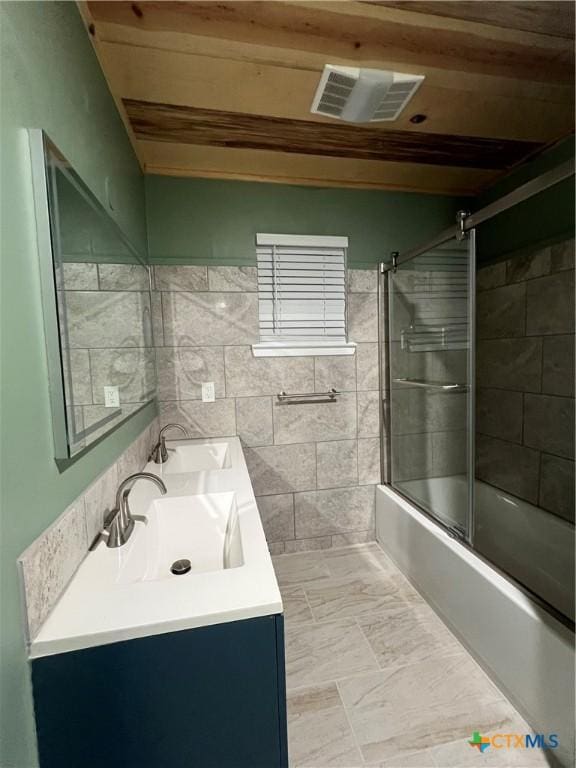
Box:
<box><xmin>162</xmin><ymin>441</ymin><xmax>231</xmax><ymax>474</ymax></box>
<box><xmin>117</xmin><ymin>492</ymin><xmax>243</xmax><ymax>584</ymax></box>
<box><xmin>29</xmin><ymin>437</ymin><xmax>282</xmax><ymax>659</ymax></box>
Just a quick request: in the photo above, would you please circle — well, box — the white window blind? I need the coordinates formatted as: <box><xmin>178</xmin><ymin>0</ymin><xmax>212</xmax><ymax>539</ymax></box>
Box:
<box><xmin>256</xmin><ymin>234</ymin><xmax>349</xmax><ymax>348</ymax></box>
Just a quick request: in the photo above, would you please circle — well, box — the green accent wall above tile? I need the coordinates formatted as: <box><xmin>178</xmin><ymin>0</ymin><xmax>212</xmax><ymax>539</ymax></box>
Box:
<box><xmin>146</xmin><ymin>176</ymin><xmax>460</xmax><ymax>269</ymax></box>
<box><xmin>0</xmin><ymin>4</ymin><xmax>152</xmax><ymax>767</ymax></box>
<box><xmin>2</xmin><ymin>6</ymin><xmax>571</xmax><ymax>768</ymax></box>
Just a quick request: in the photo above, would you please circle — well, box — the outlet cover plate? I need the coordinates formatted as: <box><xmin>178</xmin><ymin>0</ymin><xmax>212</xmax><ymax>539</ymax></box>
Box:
<box><xmin>201</xmin><ymin>382</ymin><xmax>215</xmax><ymax>402</ymax></box>
<box><xmin>104</xmin><ymin>386</ymin><xmax>120</xmax><ymax>408</ymax></box>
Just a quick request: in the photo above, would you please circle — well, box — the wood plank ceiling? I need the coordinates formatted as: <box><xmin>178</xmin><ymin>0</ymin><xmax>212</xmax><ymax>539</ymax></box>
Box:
<box><xmin>80</xmin><ymin>1</ymin><xmax>575</xmax><ymax>195</ymax></box>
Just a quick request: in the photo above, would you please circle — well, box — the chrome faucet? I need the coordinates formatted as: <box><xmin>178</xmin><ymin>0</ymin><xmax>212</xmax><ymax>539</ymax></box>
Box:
<box><xmin>92</xmin><ymin>472</ymin><xmax>167</xmax><ymax>549</ymax></box>
<box><xmin>149</xmin><ymin>423</ymin><xmax>188</xmax><ymax>464</ymax></box>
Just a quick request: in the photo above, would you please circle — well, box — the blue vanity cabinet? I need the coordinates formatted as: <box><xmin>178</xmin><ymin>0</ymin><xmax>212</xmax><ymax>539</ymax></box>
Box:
<box><xmin>31</xmin><ymin>614</ymin><xmax>288</xmax><ymax>768</ymax></box>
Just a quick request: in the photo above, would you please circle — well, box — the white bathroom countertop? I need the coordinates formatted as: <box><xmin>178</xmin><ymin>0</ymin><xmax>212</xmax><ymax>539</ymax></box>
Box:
<box><xmin>29</xmin><ymin>437</ymin><xmax>283</xmax><ymax>659</ymax></box>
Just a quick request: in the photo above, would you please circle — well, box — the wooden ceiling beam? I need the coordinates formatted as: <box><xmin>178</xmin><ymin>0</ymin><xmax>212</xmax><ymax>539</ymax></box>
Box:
<box><xmin>86</xmin><ymin>1</ymin><xmax>574</xmax><ymax>83</ymax></box>
<box><xmin>373</xmin><ymin>2</ymin><xmax>575</xmax><ymax>40</ymax></box>
<box><xmin>124</xmin><ymin>99</ymin><xmax>542</xmax><ymax>170</ymax></box>
<box><xmin>137</xmin><ymin>139</ymin><xmax>497</xmax><ymax>195</ymax></box>
<box><xmin>301</xmin><ymin>0</ymin><xmax>572</xmax><ymax>45</ymax></box>
<box><xmin>89</xmin><ymin>18</ymin><xmax>574</xmax><ymax>105</ymax></box>
<box><xmin>99</xmin><ymin>41</ymin><xmax>574</xmax><ymax>144</ymax></box>
<box><xmin>79</xmin><ymin>1</ymin><xmax>574</xmax><ymax>196</ymax></box>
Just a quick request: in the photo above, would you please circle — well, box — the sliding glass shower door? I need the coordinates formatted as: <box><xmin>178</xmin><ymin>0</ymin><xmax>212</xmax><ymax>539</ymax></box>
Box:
<box><xmin>385</xmin><ymin>232</ymin><xmax>476</xmax><ymax>542</ymax></box>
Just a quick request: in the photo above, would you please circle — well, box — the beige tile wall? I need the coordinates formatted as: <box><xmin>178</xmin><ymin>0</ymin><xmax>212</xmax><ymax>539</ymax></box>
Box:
<box><xmin>18</xmin><ymin>418</ymin><xmax>159</xmax><ymax>641</ymax></box>
<box><xmin>152</xmin><ymin>265</ymin><xmax>382</xmax><ymax>553</ymax></box>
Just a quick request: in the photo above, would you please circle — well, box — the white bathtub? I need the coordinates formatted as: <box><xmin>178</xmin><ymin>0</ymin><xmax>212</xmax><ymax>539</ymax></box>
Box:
<box><xmin>397</xmin><ymin>474</ymin><xmax>575</xmax><ymax>621</ymax></box>
<box><xmin>376</xmin><ymin>483</ymin><xmax>575</xmax><ymax>768</ymax></box>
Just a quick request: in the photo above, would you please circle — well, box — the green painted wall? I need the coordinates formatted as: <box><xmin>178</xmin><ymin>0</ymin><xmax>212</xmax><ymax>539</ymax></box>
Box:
<box><xmin>146</xmin><ymin>176</ymin><xmax>460</xmax><ymax>268</ymax></box>
<box><xmin>2</xmin><ymin>7</ymin><xmax>569</xmax><ymax>767</ymax></box>
<box><xmin>476</xmin><ymin>136</ymin><xmax>575</xmax><ymax>263</ymax></box>
<box><xmin>0</xmin><ymin>4</ymin><xmax>155</xmax><ymax>766</ymax></box>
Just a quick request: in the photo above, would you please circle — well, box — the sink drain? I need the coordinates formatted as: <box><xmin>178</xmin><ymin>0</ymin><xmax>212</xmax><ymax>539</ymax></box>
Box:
<box><xmin>170</xmin><ymin>558</ymin><xmax>192</xmax><ymax>575</ymax></box>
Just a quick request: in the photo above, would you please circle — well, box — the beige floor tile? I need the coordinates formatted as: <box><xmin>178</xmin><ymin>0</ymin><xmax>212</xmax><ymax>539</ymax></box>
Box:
<box><xmin>282</xmin><ymin>586</ymin><xmax>314</xmax><ymax>624</ymax></box>
<box><xmin>507</xmin><ymin>746</ymin><xmax>558</xmax><ymax>768</ymax></box>
<box><xmin>499</xmin><ymin>714</ymin><xmax>567</xmax><ymax>768</ymax></box>
<box><xmin>276</xmin><ymin>544</ymin><xmax>549</xmax><ymax>768</ymax></box>
<box><xmin>428</xmin><ymin>711</ymin><xmax>555</xmax><ymax>768</ymax></box>
<box><xmin>273</xmin><ymin>551</ymin><xmax>331</xmax><ymax>586</ymax></box>
<box><xmin>429</xmin><ymin>740</ymin><xmax>549</xmax><ymax>768</ymax></box>
<box><xmin>357</xmin><ymin>604</ymin><xmax>463</xmax><ymax>670</ymax></box>
<box><xmin>286</xmin><ymin>618</ymin><xmax>379</xmax><ymax>689</ymax></box>
<box><xmin>337</xmin><ymin>652</ymin><xmax>505</xmax><ymax>765</ymax></box>
<box><xmin>377</xmin><ymin>748</ymin><xmax>438</xmax><ymax>767</ymax></box>
<box><xmin>390</xmin><ymin>570</ymin><xmax>425</xmax><ymax>605</ymax></box>
<box><xmin>305</xmin><ymin>572</ymin><xmax>408</xmax><ymax>622</ymax></box>
<box><xmin>323</xmin><ymin>543</ymin><xmax>394</xmax><ymax>580</ymax></box>
<box><xmin>287</xmin><ymin>682</ymin><xmax>364</xmax><ymax>767</ymax></box>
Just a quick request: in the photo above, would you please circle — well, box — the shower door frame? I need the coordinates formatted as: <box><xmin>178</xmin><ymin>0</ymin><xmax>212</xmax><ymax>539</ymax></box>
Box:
<box><xmin>377</xmin><ymin>154</ymin><xmax>575</xmax><ymax>628</ymax></box>
<box><xmin>378</xmin><ymin>154</ymin><xmax>575</xmax><ymax>546</ymax></box>
<box><xmin>379</xmin><ymin>223</ymin><xmax>476</xmax><ymax>546</ymax></box>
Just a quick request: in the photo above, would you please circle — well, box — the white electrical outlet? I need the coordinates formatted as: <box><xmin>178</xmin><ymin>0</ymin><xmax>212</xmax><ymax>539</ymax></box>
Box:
<box><xmin>201</xmin><ymin>382</ymin><xmax>215</xmax><ymax>402</ymax></box>
<box><xmin>104</xmin><ymin>385</ymin><xmax>120</xmax><ymax>408</ymax></box>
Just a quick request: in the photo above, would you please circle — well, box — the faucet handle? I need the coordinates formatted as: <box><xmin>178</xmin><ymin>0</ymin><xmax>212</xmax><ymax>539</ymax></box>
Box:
<box><xmin>88</xmin><ymin>507</ymin><xmax>121</xmax><ymax>551</ymax></box>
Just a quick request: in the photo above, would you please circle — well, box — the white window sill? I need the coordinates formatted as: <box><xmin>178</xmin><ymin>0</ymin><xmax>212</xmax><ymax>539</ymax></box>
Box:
<box><xmin>252</xmin><ymin>342</ymin><xmax>356</xmax><ymax>358</ymax></box>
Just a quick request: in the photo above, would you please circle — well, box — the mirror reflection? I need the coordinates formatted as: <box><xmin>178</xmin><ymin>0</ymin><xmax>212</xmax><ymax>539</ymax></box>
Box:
<box><xmin>44</xmin><ymin>138</ymin><xmax>155</xmax><ymax>456</ymax></box>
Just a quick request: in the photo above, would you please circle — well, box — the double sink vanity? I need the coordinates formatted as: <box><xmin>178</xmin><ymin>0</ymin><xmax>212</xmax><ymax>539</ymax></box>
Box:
<box><xmin>26</xmin><ymin>133</ymin><xmax>288</xmax><ymax>768</ymax></box>
<box><xmin>27</xmin><ymin>133</ymin><xmax>287</xmax><ymax>768</ymax></box>
<box><xmin>30</xmin><ymin>434</ymin><xmax>288</xmax><ymax>768</ymax></box>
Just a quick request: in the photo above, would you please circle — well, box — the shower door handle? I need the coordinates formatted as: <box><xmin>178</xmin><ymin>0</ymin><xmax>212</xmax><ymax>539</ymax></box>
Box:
<box><xmin>393</xmin><ymin>378</ymin><xmax>469</xmax><ymax>393</ymax></box>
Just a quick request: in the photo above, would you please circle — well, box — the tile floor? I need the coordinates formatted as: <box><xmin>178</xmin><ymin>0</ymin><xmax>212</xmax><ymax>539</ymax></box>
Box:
<box><xmin>273</xmin><ymin>543</ymin><xmax>552</xmax><ymax>768</ymax></box>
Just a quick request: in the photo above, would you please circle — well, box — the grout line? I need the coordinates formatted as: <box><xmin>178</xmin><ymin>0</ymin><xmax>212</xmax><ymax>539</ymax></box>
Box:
<box><xmin>536</xmin><ymin>451</ymin><xmax>543</xmax><ymax>508</ymax></box>
<box><xmin>221</xmin><ymin>345</ymin><xmax>228</xmax><ymax>399</ymax></box>
<box><xmin>231</xmin><ymin>395</ymin><xmax>237</xmax><ymax>436</ymax></box>
<box><xmin>333</xmin><ymin>681</ymin><xmax>367</xmax><ymax>765</ymax></box>
<box><xmin>285</xmin><ymin>668</ymin><xmax>370</xmax><ymax>696</ymax></box>
<box><xmin>290</xmin><ymin>493</ymin><xmax>296</xmax><ymax>541</ymax></box>
<box><xmin>538</xmin><ymin>333</ymin><xmax>545</xmax><ymax>395</ymax></box>
<box><xmin>334</xmin><ymin>676</ymin><xmax>374</xmax><ymax>768</ymax></box>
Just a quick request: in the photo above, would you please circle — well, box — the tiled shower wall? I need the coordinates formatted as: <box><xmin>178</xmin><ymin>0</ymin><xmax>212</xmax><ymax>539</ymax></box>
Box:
<box><xmin>152</xmin><ymin>265</ymin><xmax>381</xmax><ymax>553</ymax></box>
<box><xmin>476</xmin><ymin>238</ymin><xmax>575</xmax><ymax>522</ymax></box>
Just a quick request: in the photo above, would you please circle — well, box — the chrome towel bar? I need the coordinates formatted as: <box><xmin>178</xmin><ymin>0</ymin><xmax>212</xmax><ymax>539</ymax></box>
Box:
<box><xmin>277</xmin><ymin>388</ymin><xmax>339</xmax><ymax>403</ymax></box>
<box><xmin>393</xmin><ymin>378</ymin><xmax>468</xmax><ymax>393</ymax></box>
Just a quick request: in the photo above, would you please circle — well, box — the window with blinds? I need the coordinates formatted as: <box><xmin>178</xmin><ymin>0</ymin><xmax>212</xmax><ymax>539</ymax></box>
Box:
<box><xmin>254</xmin><ymin>234</ymin><xmax>354</xmax><ymax>357</ymax></box>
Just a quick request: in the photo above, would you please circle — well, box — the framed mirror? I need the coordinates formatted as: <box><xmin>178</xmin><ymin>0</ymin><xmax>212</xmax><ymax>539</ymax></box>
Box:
<box><xmin>29</xmin><ymin>131</ymin><xmax>156</xmax><ymax>459</ymax></box>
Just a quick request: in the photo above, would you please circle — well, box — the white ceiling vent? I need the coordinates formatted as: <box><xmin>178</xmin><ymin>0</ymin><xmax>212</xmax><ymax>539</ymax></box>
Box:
<box><xmin>311</xmin><ymin>65</ymin><xmax>424</xmax><ymax>123</ymax></box>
